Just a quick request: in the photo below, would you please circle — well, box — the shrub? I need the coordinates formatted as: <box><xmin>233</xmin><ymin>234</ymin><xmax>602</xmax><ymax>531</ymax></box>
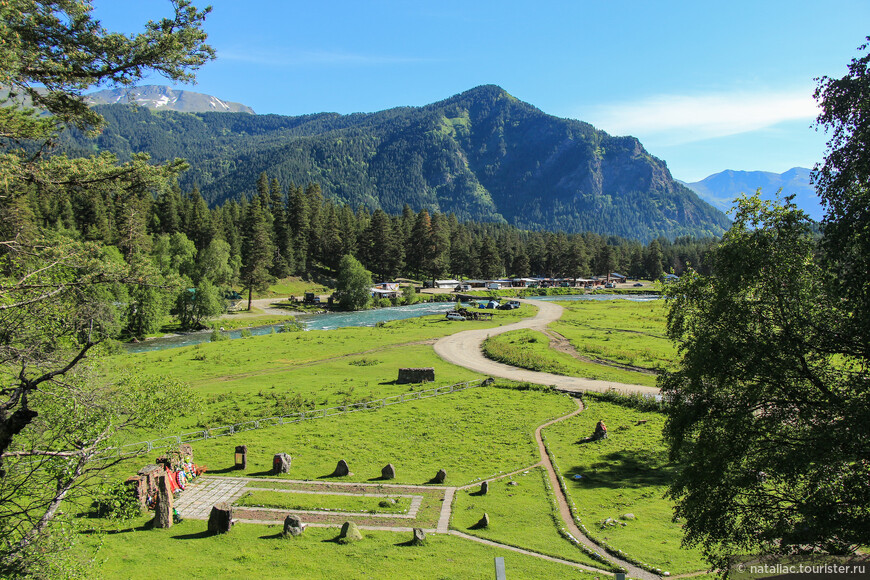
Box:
<box><xmin>92</xmin><ymin>480</ymin><xmax>141</xmax><ymax>521</ymax></box>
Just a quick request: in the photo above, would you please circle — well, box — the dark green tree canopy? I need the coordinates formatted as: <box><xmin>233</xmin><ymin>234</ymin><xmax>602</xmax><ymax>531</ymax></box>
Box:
<box><xmin>662</xmin><ymin>40</ymin><xmax>870</xmax><ymax>569</ymax></box>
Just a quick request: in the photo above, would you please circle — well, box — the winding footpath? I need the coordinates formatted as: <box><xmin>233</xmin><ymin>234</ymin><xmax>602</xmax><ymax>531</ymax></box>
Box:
<box><xmin>435</xmin><ymin>297</ymin><xmax>663</xmax><ymax>579</ymax></box>
<box><xmin>434</xmin><ymin>298</ymin><xmax>660</xmax><ymax>396</ymax></box>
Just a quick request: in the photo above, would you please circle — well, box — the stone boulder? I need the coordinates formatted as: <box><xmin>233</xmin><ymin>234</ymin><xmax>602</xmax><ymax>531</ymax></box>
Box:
<box><xmin>207</xmin><ymin>502</ymin><xmax>233</xmax><ymax>534</ymax></box>
<box><xmin>272</xmin><ymin>453</ymin><xmax>292</xmax><ymax>475</ymax></box>
<box><xmin>381</xmin><ymin>463</ymin><xmax>395</xmax><ymax>480</ymax></box>
<box><xmin>282</xmin><ymin>514</ymin><xmax>305</xmax><ymax>537</ymax></box>
<box><xmin>480</xmin><ymin>481</ymin><xmax>489</xmax><ymax>495</ymax></box>
<box><xmin>397</xmin><ymin>368</ymin><xmax>435</xmax><ymax>384</ymax></box>
<box><xmin>152</xmin><ymin>474</ymin><xmax>173</xmax><ymax>529</ymax></box>
<box><xmin>338</xmin><ymin>521</ymin><xmax>363</xmax><ymax>544</ymax></box>
<box><xmin>434</xmin><ymin>468</ymin><xmax>447</xmax><ymax>484</ymax></box>
<box><xmin>411</xmin><ymin>528</ymin><xmax>427</xmax><ymax>546</ymax></box>
<box><xmin>474</xmin><ymin>513</ymin><xmax>490</xmax><ymax>529</ymax></box>
<box><xmin>332</xmin><ymin>459</ymin><xmax>350</xmax><ymax>477</ymax></box>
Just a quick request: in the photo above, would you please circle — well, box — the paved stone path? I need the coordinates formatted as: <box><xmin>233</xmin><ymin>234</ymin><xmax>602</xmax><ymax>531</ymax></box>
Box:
<box><xmin>174</xmin><ymin>477</ymin><xmax>248</xmax><ymax>519</ymax></box>
<box><xmin>176</xmin><ymin>475</ymin><xmax>454</xmax><ymax>532</ymax></box>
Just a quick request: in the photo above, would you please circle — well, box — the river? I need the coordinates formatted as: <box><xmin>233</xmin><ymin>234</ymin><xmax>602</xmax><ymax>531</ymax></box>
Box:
<box><xmin>124</xmin><ymin>293</ymin><xmax>661</xmax><ymax>354</ymax></box>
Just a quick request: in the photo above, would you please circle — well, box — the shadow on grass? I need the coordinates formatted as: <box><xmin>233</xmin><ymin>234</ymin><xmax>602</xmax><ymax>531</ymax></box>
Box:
<box><xmin>80</xmin><ymin>522</ymin><xmax>152</xmax><ymax>535</ymax></box>
<box><xmin>247</xmin><ymin>469</ymin><xmax>276</xmax><ymax>477</ymax></box>
<box><xmin>170</xmin><ymin>530</ymin><xmax>214</xmax><ymax>540</ymax></box>
<box><xmin>259</xmin><ymin>532</ymin><xmax>286</xmax><ymax>540</ymax></box>
<box><xmin>207</xmin><ymin>466</ymin><xmax>244</xmax><ymax>475</ymax></box>
<box><xmin>566</xmin><ymin>449</ymin><xmax>674</xmax><ymax>489</ymax></box>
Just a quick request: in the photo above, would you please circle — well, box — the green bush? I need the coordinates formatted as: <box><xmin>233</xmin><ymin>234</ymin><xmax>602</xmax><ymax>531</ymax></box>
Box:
<box><xmin>92</xmin><ymin>481</ymin><xmax>142</xmax><ymax>521</ymax></box>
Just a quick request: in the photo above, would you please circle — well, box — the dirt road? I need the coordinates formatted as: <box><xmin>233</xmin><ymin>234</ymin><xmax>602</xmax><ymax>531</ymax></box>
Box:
<box><xmin>433</xmin><ymin>298</ymin><xmax>660</xmax><ymax>396</ymax></box>
<box><xmin>218</xmin><ymin>297</ymin><xmax>305</xmax><ymax>320</ymax></box>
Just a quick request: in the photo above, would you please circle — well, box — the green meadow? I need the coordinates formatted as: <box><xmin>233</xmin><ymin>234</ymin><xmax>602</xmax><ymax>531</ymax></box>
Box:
<box><xmin>551</xmin><ymin>299</ymin><xmax>676</xmax><ymax>372</ymax></box>
<box><xmin>451</xmin><ymin>467</ymin><xmax>618</xmax><ymax>570</ymax></box>
<box><xmin>481</xmin><ymin>299</ymin><xmax>674</xmax><ymax>387</ymax></box>
<box><xmin>234</xmin><ymin>490</ymin><xmax>412</xmax><ymax>514</ymax></box>
<box><xmin>542</xmin><ymin>396</ymin><xmax>707</xmax><ymax>574</ymax></box>
<box><xmin>75</xmin><ymin>302</ymin><xmax>711</xmax><ymax>578</ymax></box>
<box><xmin>82</xmin><ymin>519</ymin><xmax>601</xmax><ymax>579</ymax></box>
<box><xmin>113</xmin><ymin>305</ymin><xmax>536</xmax><ymax>439</ymax></box>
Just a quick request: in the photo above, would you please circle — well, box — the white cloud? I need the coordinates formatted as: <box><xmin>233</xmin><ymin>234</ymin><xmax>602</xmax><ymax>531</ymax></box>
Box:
<box><xmin>583</xmin><ymin>89</ymin><xmax>820</xmax><ymax>145</ymax></box>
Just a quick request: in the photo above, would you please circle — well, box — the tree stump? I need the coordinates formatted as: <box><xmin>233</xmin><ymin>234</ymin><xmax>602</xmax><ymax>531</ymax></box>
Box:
<box><xmin>411</xmin><ymin>527</ymin><xmax>427</xmax><ymax>546</ymax></box>
<box><xmin>332</xmin><ymin>459</ymin><xmax>350</xmax><ymax>477</ymax></box>
<box><xmin>338</xmin><ymin>521</ymin><xmax>362</xmax><ymax>544</ymax></box>
<box><xmin>480</xmin><ymin>480</ymin><xmax>489</xmax><ymax>495</ymax></box>
<box><xmin>207</xmin><ymin>502</ymin><xmax>233</xmax><ymax>534</ymax></box>
<box><xmin>272</xmin><ymin>453</ymin><xmax>292</xmax><ymax>475</ymax></box>
<box><xmin>153</xmin><ymin>475</ymin><xmax>173</xmax><ymax>529</ymax></box>
<box><xmin>434</xmin><ymin>468</ymin><xmax>447</xmax><ymax>484</ymax></box>
<box><xmin>282</xmin><ymin>514</ymin><xmax>305</xmax><ymax>537</ymax></box>
<box><xmin>381</xmin><ymin>463</ymin><xmax>395</xmax><ymax>480</ymax></box>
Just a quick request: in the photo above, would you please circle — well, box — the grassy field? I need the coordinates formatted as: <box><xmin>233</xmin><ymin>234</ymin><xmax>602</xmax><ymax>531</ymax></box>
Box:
<box><xmin>112</xmin><ymin>306</ymin><xmax>536</xmax><ymax>438</ymax></box>
<box><xmin>542</xmin><ymin>396</ymin><xmax>707</xmax><ymax>574</ymax></box>
<box><xmin>451</xmin><ymin>467</ymin><xmax>616</xmax><ymax>570</ymax></box>
<box><xmin>234</xmin><ymin>489</ymin><xmax>412</xmax><ymax>514</ymax></box>
<box><xmin>482</xmin><ymin>328</ymin><xmax>658</xmax><ymax>386</ymax></box>
<box><xmin>72</xmin><ymin>295</ymin><xmax>707</xmax><ymax>578</ymax></box>
<box><xmin>551</xmin><ymin>299</ymin><xmax>676</xmax><ymax>372</ymax></box>
<box><xmin>82</xmin><ymin>519</ymin><xmax>602</xmax><ymax>579</ymax></box>
<box><xmin>133</xmin><ymin>386</ymin><xmax>575</xmax><ymax>487</ymax></box>
<box><xmin>480</xmin><ymin>299</ymin><xmax>674</xmax><ymax>387</ymax></box>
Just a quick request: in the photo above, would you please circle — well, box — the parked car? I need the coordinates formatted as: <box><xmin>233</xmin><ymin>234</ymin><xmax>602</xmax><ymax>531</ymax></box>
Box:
<box><xmin>454</xmin><ymin>284</ymin><xmax>471</xmax><ymax>292</ymax></box>
<box><xmin>633</xmin><ymin>282</ymin><xmax>644</xmax><ymax>287</ymax></box>
<box><xmin>604</xmin><ymin>282</ymin><xmax>615</xmax><ymax>289</ymax></box>
<box><xmin>446</xmin><ymin>312</ymin><xmax>465</xmax><ymax>321</ymax></box>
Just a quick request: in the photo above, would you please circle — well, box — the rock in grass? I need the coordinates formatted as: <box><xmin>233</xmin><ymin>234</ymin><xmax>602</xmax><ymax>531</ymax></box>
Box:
<box><xmin>207</xmin><ymin>502</ymin><xmax>233</xmax><ymax>534</ymax></box>
<box><xmin>621</xmin><ymin>513</ymin><xmax>636</xmax><ymax>521</ymax></box>
<box><xmin>379</xmin><ymin>498</ymin><xmax>397</xmax><ymax>508</ymax></box>
<box><xmin>411</xmin><ymin>528</ymin><xmax>427</xmax><ymax>546</ymax></box>
<box><xmin>480</xmin><ymin>480</ymin><xmax>489</xmax><ymax>495</ymax></box>
<box><xmin>332</xmin><ymin>459</ymin><xmax>350</xmax><ymax>477</ymax></box>
<box><xmin>434</xmin><ymin>468</ymin><xmax>447</xmax><ymax>484</ymax></box>
<box><xmin>338</xmin><ymin>521</ymin><xmax>363</xmax><ymax>544</ymax></box>
<box><xmin>282</xmin><ymin>514</ymin><xmax>305</xmax><ymax>537</ymax></box>
<box><xmin>381</xmin><ymin>463</ymin><xmax>395</xmax><ymax>480</ymax></box>
<box><xmin>272</xmin><ymin>453</ymin><xmax>292</xmax><ymax>475</ymax></box>
<box><xmin>476</xmin><ymin>513</ymin><xmax>490</xmax><ymax>528</ymax></box>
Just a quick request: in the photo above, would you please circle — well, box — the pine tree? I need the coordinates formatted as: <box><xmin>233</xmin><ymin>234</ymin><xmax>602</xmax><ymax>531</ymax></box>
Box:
<box><xmin>240</xmin><ymin>198</ymin><xmax>274</xmax><ymax>310</ymax></box>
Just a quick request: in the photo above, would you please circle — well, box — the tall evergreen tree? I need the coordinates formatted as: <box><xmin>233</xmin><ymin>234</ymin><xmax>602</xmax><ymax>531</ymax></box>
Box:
<box><xmin>239</xmin><ymin>198</ymin><xmax>274</xmax><ymax>310</ymax></box>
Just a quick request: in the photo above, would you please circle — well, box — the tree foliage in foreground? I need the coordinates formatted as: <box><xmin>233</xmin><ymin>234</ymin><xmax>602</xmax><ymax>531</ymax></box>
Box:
<box><xmin>661</xmin><ymin>39</ymin><xmax>870</xmax><ymax>570</ymax></box>
<box><xmin>0</xmin><ymin>0</ymin><xmax>213</xmax><ymax>576</ymax></box>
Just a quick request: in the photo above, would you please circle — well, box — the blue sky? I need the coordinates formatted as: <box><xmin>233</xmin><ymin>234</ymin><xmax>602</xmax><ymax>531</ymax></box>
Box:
<box><xmin>92</xmin><ymin>0</ymin><xmax>870</xmax><ymax>182</ymax></box>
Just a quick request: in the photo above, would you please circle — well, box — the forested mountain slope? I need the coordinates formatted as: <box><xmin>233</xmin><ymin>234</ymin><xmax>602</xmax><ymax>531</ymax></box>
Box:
<box><xmin>60</xmin><ymin>85</ymin><xmax>730</xmax><ymax>241</ymax></box>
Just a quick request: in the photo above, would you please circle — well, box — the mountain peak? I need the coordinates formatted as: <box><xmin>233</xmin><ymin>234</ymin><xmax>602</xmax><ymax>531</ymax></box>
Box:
<box><xmin>85</xmin><ymin>85</ymin><xmax>255</xmax><ymax>114</ymax></box>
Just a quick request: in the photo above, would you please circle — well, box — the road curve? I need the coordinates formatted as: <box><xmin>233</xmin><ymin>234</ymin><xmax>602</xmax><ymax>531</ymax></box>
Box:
<box><xmin>434</xmin><ymin>298</ymin><xmax>660</xmax><ymax>396</ymax></box>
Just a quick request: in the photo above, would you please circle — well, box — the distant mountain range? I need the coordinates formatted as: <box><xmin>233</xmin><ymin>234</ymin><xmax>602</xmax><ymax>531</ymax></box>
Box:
<box><xmin>85</xmin><ymin>85</ymin><xmax>255</xmax><ymax>114</ymax></box>
<box><xmin>683</xmin><ymin>168</ymin><xmax>823</xmax><ymax>221</ymax></box>
<box><xmin>63</xmin><ymin>85</ymin><xmax>731</xmax><ymax>241</ymax></box>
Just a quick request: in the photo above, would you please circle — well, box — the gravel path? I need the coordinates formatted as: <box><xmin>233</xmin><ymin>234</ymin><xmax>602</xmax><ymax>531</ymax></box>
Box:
<box><xmin>433</xmin><ymin>298</ymin><xmax>660</xmax><ymax>396</ymax></box>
